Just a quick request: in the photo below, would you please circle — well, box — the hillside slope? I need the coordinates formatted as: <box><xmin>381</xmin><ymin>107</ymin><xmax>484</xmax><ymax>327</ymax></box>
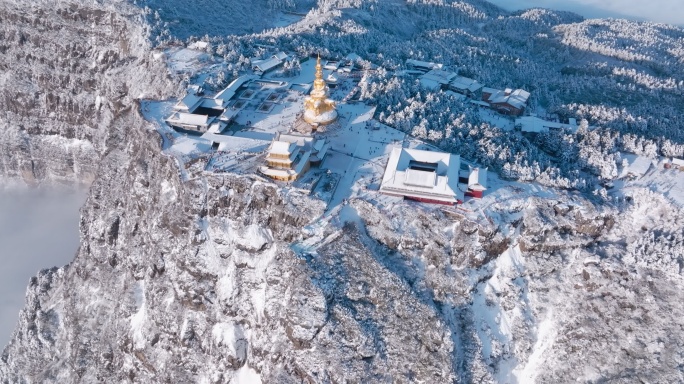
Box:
<box><xmin>1</xmin><ymin>0</ymin><xmax>683</xmax><ymax>383</ymax></box>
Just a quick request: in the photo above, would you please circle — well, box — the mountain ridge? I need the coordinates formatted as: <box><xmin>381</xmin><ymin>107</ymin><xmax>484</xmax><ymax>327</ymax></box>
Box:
<box><xmin>1</xmin><ymin>0</ymin><xmax>683</xmax><ymax>383</ymax></box>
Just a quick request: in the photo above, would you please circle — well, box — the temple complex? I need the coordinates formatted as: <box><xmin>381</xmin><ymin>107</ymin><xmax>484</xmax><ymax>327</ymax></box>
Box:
<box><xmin>258</xmin><ymin>133</ymin><xmax>329</xmax><ymax>182</ymax></box>
<box><xmin>260</xmin><ymin>139</ymin><xmax>311</xmax><ymax>181</ymax></box>
<box><xmin>303</xmin><ymin>55</ymin><xmax>338</xmax><ymax>127</ymax></box>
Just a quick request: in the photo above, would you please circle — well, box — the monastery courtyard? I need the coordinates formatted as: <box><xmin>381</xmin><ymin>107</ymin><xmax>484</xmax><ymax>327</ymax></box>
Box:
<box><xmin>141</xmin><ymin>56</ymin><xmax>413</xmax><ymax>211</ymax></box>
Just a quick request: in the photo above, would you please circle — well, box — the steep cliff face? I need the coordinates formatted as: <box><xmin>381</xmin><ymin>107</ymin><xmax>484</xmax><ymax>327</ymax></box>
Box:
<box><xmin>0</xmin><ymin>0</ymin><xmax>176</xmax><ymax>186</ymax></box>
<box><xmin>5</xmin><ymin>117</ymin><xmax>682</xmax><ymax>383</ymax></box>
<box><xmin>0</xmin><ymin>105</ymin><xmax>460</xmax><ymax>382</ymax></box>
<box><xmin>2</xmin><ymin>0</ymin><xmax>684</xmax><ymax>383</ymax></box>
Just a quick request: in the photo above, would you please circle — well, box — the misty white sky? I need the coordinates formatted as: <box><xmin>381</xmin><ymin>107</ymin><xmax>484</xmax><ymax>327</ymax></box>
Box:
<box><xmin>0</xmin><ymin>188</ymin><xmax>86</xmax><ymax>348</ymax></box>
<box><xmin>487</xmin><ymin>0</ymin><xmax>684</xmax><ymax>26</ymax></box>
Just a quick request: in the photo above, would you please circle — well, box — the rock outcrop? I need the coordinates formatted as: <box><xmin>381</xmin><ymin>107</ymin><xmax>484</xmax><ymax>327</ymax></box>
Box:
<box><xmin>2</xmin><ymin>1</ymin><xmax>684</xmax><ymax>383</ymax></box>
<box><xmin>0</xmin><ymin>0</ymin><xmax>177</xmax><ymax>186</ymax></box>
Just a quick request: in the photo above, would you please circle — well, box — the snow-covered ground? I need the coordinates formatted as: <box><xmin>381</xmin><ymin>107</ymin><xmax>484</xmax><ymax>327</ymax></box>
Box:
<box><xmin>479</xmin><ymin>108</ymin><xmax>514</xmax><ymax>131</ymax></box>
<box><xmin>600</xmin><ymin>153</ymin><xmax>684</xmax><ymax>209</ymax></box>
<box><xmin>139</xmin><ymin>50</ymin><xmax>684</xmax><ymax>383</ymax></box>
<box><xmin>165</xmin><ymin>47</ymin><xmax>215</xmax><ymax>75</ymax></box>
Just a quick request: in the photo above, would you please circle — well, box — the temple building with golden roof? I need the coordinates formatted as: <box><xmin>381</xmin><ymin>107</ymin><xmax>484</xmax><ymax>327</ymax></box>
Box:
<box><xmin>303</xmin><ymin>55</ymin><xmax>338</xmax><ymax>127</ymax></box>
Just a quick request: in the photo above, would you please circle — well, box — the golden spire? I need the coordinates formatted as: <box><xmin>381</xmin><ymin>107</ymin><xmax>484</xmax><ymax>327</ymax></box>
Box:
<box><xmin>303</xmin><ymin>51</ymin><xmax>338</xmax><ymax>127</ymax></box>
<box><xmin>312</xmin><ymin>54</ymin><xmax>326</xmax><ymax>95</ymax></box>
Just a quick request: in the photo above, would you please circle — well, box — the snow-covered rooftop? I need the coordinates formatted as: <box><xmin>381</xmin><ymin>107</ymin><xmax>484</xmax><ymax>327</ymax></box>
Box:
<box><xmin>253</xmin><ymin>57</ymin><xmax>282</xmax><ymax>73</ymax></box>
<box><xmin>487</xmin><ymin>88</ymin><xmax>530</xmax><ymax>109</ymax></box>
<box><xmin>175</xmin><ymin>93</ymin><xmax>203</xmax><ymax>112</ymax></box>
<box><xmin>200</xmin><ymin>98</ymin><xmax>227</xmax><ymax>109</ymax></box>
<box><xmin>419</xmin><ymin>78</ymin><xmax>442</xmax><ymax>91</ymax></box>
<box><xmin>269</xmin><ymin>140</ymin><xmax>297</xmax><ymax>156</ymax></box>
<box><xmin>516</xmin><ymin>116</ymin><xmax>578</xmax><ymax>133</ymax></box>
<box><xmin>380</xmin><ymin>147</ymin><xmax>463</xmax><ymax>204</ymax></box>
<box><xmin>449</xmin><ymin>76</ymin><xmax>483</xmax><ymax>93</ymax></box>
<box><xmin>468</xmin><ymin>166</ymin><xmax>488</xmax><ymax>191</ymax></box>
<box><xmin>406</xmin><ymin>59</ymin><xmax>443</xmax><ymax>71</ymax></box>
<box><xmin>622</xmin><ymin>156</ymin><xmax>653</xmax><ymax>178</ymax></box>
<box><xmin>421</xmin><ymin>69</ymin><xmax>458</xmax><ymax>86</ymax></box>
<box><xmin>215</xmin><ymin>75</ymin><xmax>259</xmax><ymax>102</ymax></box>
<box><xmin>445</xmin><ymin>90</ymin><xmax>467</xmax><ymax>101</ymax></box>
<box><xmin>273</xmin><ymin>52</ymin><xmax>288</xmax><ymax>61</ymax></box>
<box><xmin>166</xmin><ymin>112</ymin><xmax>213</xmax><ymax>127</ymax></box>
<box><xmin>216</xmin><ymin>137</ymin><xmax>269</xmax><ymax>153</ymax></box>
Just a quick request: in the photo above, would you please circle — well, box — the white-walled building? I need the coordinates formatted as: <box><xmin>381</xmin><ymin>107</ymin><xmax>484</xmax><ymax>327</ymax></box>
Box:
<box><xmin>516</xmin><ymin>116</ymin><xmax>578</xmax><ymax>133</ymax></box>
<box><xmin>448</xmin><ymin>76</ymin><xmax>483</xmax><ymax>96</ymax></box>
<box><xmin>165</xmin><ymin>112</ymin><xmax>219</xmax><ymax>133</ymax></box>
<box><xmin>462</xmin><ymin>165</ymin><xmax>488</xmax><ymax>198</ymax></box>
<box><xmin>379</xmin><ymin>147</ymin><xmax>464</xmax><ymax>205</ymax></box>
<box><xmin>406</xmin><ymin>59</ymin><xmax>443</xmax><ymax>72</ymax></box>
<box><xmin>419</xmin><ymin>69</ymin><xmax>458</xmax><ymax>91</ymax></box>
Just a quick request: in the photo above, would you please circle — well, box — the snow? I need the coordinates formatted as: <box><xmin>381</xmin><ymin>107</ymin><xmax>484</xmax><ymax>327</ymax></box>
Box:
<box><xmin>212</xmin><ymin>322</ymin><xmax>241</xmax><ymax>358</ymax></box>
<box><xmin>478</xmin><ymin>108</ymin><xmax>514</xmax><ymax>130</ymax></box>
<box><xmin>449</xmin><ymin>76</ymin><xmax>483</xmax><ymax>93</ymax></box>
<box><xmin>234</xmin><ymin>366</ymin><xmax>262</xmax><ymax>384</ymax></box>
<box><xmin>444</xmin><ymin>90</ymin><xmax>467</xmax><ymax>101</ymax></box>
<box><xmin>212</xmin><ymin>136</ymin><xmax>269</xmax><ymax>153</ymax></box>
<box><xmin>405</xmin><ymin>59</ymin><xmax>443</xmax><ymax>71</ymax></box>
<box><xmin>620</xmin><ymin>154</ymin><xmax>653</xmax><ymax>178</ymax></box>
<box><xmin>269</xmin><ymin>141</ymin><xmax>295</xmax><ymax>156</ymax></box>
<box><xmin>160</xmin><ymin>180</ymin><xmax>177</xmax><ymax>203</ymax></box>
<box><xmin>420</xmin><ymin>69</ymin><xmax>457</xmax><ymax>86</ymax></box>
<box><xmin>166</xmin><ymin>112</ymin><xmax>212</xmax><ymax>127</ymax></box>
<box><xmin>316</xmin><ymin>104</ymin><xmax>409</xmax><ymax>210</ymax></box>
<box><xmin>42</xmin><ymin>135</ymin><xmax>96</xmax><ymax>153</ymax></box>
<box><xmin>8</xmin><ymin>1</ymin><xmax>684</xmax><ymax>382</ymax></box>
<box><xmin>252</xmin><ymin>56</ymin><xmax>283</xmax><ymax>73</ymax></box>
<box><xmin>167</xmin><ymin>136</ymin><xmax>213</xmax><ymax>159</ymax></box>
<box><xmin>619</xmin><ymin>158</ymin><xmax>684</xmax><ymax>207</ymax></box>
<box><xmin>166</xmin><ymin>47</ymin><xmax>213</xmax><ymax>74</ymax></box>
<box><xmin>470</xmin><ymin>245</ymin><xmax>530</xmax><ymax>382</ymax></box>
<box><xmin>188</xmin><ymin>41</ymin><xmax>209</xmax><ymax>50</ymax></box>
<box><xmin>303</xmin><ymin>108</ymin><xmax>338</xmax><ymax>124</ymax></box>
<box><xmin>271</xmin><ymin>12</ymin><xmax>304</xmax><ymax>28</ymax></box>
<box><xmin>419</xmin><ymin>78</ymin><xmax>441</xmax><ymax>91</ymax></box>
<box><xmin>379</xmin><ymin>147</ymin><xmax>463</xmax><ymax>204</ymax></box>
<box><xmin>513</xmin><ymin>309</ymin><xmax>557</xmax><ymax>383</ymax></box>
<box><xmin>130</xmin><ymin>281</ymin><xmax>147</xmax><ymax>350</ymax></box>
<box><xmin>217</xmin><ymin>268</ymin><xmax>237</xmax><ymax>303</ymax></box>
<box><xmin>176</xmin><ymin>93</ymin><xmax>203</xmax><ymax>112</ymax></box>
<box><xmin>516</xmin><ymin>115</ymin><xmax>578</xmax><ymax>133</ymax></box>
<box><xmin>215</xmin><ymin>75</ymin><xmax>259</xmax><ymax>102</ymax></box>
<box><xmin>236</xmin><ymin>224</ymin><xmax>274</xmax><ymax>252</ymax></box>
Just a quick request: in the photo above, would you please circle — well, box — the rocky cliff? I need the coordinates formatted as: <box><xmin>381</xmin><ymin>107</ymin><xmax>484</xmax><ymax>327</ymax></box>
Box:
<box><xmin>0</xmin><ymin>101</ymin><xmax>460</xmax><ymax>381</ymax></box>
<box><xmin>2</xmin><ymin>0</ymin><xmax>684</xmax><ymax>383</ymax></box>
<box><xmin>0</xmin><ymin>0</ymin><xmax>176</xmax><ymax>186</ymax></box>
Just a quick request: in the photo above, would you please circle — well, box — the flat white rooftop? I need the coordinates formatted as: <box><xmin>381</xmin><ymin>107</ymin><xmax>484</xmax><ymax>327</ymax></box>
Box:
<box><xmin>380</xmin><ymin>147</ymin><xmax>463</xmax><ymax>203</ymax></box>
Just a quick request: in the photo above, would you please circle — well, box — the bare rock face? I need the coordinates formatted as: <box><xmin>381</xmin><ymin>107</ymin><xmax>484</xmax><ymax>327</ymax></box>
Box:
<box><xmin>0</xmin><ymin>105</ymin><xmax>457</xmax><ymax>382</ymax></box>
<box><xmin>2</xmin><ymin>0</ymin><xmax>684</xmax><ymax>383</ymax></box>
<box><xmin>0</xmin><ymin>0</ymin><xmax>177</xmax><ymax>186</ymax></box>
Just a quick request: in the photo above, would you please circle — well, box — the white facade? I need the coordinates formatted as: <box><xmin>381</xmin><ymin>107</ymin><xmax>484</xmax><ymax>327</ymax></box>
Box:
<box><xmin>165</xmin><ymin>112</ymin><xmax>217</xmax><ymax>133</ymax></box>
<box><xmin>449</xmin><ymin>76</ymin><xmax>483</xmax><ymax>94</ymax></box>
<box><xmin>516</xmin><ymin>116</ymin><xmax>578</xmax><ymax>133</ymax></box>
<box><xmin>419</xmin><ymin>69</ymin><xmax>458</xmax><ymax>91</ymax></box>
<box><xmin>380</xmin><ymin>147</ymin><xmax>464</xmax><ymax>204</ymax></box>
<box><xmin>406</xmin><ymin>59</ymin><xmax>443</xmax><ymax>72</ymax></box>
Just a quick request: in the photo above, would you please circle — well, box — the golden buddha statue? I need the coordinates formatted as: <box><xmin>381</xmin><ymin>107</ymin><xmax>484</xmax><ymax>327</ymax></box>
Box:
<box><xmin>303</xmin><ymin>55</ymin><xmax>338</xmax><ymax>126</ymax></box>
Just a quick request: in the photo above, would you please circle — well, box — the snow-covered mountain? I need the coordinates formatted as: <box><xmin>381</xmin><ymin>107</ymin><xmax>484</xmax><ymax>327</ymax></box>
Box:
<box><xmin>1</xmin><ymin>0</ymin><xmax>683</xmax><ymax>383</ymax></box>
